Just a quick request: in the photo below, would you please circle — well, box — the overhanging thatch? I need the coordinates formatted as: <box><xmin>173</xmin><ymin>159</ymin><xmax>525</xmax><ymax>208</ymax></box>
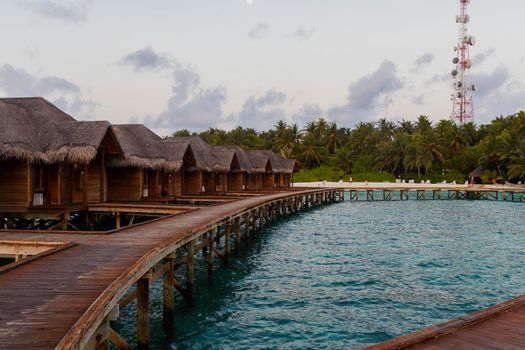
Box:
<box><xmin>110</xmin><ymin>125</ymin><xmax>188</xmax><ymax>171</ymax></box>
<box><xmin>249</xmin><ymin>150</ymin><xmax>294</xmax><ymax>174</ymax></box>
<box><xmin>167</xmin><ymin>136</ymin><xmax>235</xmax><ymax>172</ymax></box>
<box><xmin>0</xmin><ymin>97</ymin><xmax>113</xmax><ymax>164</ymax></box>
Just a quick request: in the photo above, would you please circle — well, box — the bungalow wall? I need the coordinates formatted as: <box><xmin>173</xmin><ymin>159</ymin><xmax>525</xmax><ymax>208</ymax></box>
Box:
<box><xmin>262</xmin><ymin>173</ymin><xmax>275</xmax><ymax>189</ymax></box>
<box><xmin>107</xmin><ymin>168</ymin><xmax>142</xmax><ymax>201</ymax></box>
<box><xmin>183</xmin><ymin>170</ymin><xmax>203</xmax><ymax>194</ymax></box>
<box><xmin>215</xmin><ymin>173</ymin><xmax>228</xmax><ymax>193</ymax></box>
<box><xmin>229</xmin><ymin>172</ymin><xmax>244</xmax><ymax>192</ymax></box>
<box><xmin>247</xmin><ymin>174</ymin><xmax>261</xmax><ymax>191</ymax></box>
<box><xmin>0</xmin><ymin>160</ymin><xmax>30</xmax><ymax>213</ymax></box>
<box><xmin>173</xmin><ymin>171</ymin><xmax>182</xmax><ymax>196</ymax></box>
<box><xmin>86</xmin><ymin>152</ymin><xmax>106</xmax><ymax>204</ymax></box>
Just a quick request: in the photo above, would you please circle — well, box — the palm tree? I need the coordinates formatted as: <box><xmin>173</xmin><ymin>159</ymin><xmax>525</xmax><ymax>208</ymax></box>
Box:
<box><xmin>326</xmin><ymin>122</ymin><xmax>340</xmax><ymax>154</ymax></box>
<box><xmin>300</xmin><ymin>134</ymin><xmax>323</xmax><ymax>168</ymax></box>
<box><xmin>397</xmin><ymin>119</ymin><xmax>414</xmax><ymax>134</ymax></box>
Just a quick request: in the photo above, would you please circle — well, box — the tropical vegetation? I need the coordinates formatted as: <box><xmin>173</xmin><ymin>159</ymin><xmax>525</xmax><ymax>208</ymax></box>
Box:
<box><xmin>172</xmin><ymin>112</ymin><xmax>525</xmax><ymax>184</ymax></box>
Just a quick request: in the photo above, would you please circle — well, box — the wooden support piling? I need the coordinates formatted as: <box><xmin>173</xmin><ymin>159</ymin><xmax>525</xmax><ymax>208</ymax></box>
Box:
<box><xmin>137</xmin><ymin>277</ymin><xmax>149</xmax><ymax>350</ymax></box>
<box><xmin>244</xmin><ymin>213</ymin><xmax>250</xmax><ymax>244</ymax></box>
<box><xmin>162</xmin><ymin>256</ymin><xmax>175</xmax><ymax>331</ymax></box>
<box><xmin>224</xmin><ymin>221</ymin><xmax>231</xmax><ymax>264</ymax></box>
<box><xmin>207</xmin><ymin>229</ymin><xmax>215</xmax><ymax>284</ymax></box>
<box><xmin>186</xmin><ymin>241</ymin><xmax>194</xmax><ymax>304</ymax></box>
<box><xmin>235</xmin><ymin>217</ymin><xmax>241</xmax><ymax>253</ymax></box>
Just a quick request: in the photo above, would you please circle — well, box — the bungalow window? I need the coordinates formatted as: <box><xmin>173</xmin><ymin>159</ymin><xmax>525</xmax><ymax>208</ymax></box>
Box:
<box><xmin>33</xmin><ymin>164</ymin><xmax>47</xmax><ymax>206</ymax></box>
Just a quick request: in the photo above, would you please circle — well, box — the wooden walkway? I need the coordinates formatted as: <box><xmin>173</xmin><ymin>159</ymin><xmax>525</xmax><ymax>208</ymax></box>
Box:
<box><xmin>363</xmin><ymin>294</ymin><xmax>525</xmax><ymax>350</ymax></box>
<box><xmin>0</xmin><ymin>188</ymin><xmax>341</xmax><ymax>349</ymax></box>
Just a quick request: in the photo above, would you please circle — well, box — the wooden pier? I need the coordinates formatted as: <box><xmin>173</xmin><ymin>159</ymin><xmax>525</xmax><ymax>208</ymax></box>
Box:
<box><xmin>0</xmin><ymin>188</ymin><xmax>343</xmax><ymax>350</ymax></box>
<box><xmin>343</xmin><ymin>186</ymin><xmax>525</xmax><ymax>202</ymax></box>
<box><xmin>363</xmin><ymin>293</ymin><xmax>525</xmax><ymax>350</ymax></box>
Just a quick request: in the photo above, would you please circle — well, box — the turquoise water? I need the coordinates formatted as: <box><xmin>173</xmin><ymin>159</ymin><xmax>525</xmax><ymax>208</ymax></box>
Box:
<box><xmin>114</xmin><ymin>199</ymin><xmax>525</xmax><ymax>349</ymax></box>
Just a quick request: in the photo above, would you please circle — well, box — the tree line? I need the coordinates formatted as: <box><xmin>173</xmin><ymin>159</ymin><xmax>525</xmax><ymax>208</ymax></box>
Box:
<box><xmin>172</xmin><ymin>112</ymin><xmax>525</xmax><ymax>183</ymax></box>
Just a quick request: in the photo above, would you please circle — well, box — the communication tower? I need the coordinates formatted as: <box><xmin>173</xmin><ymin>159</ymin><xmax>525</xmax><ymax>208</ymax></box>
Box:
<box><xmin>451</xmin><ymin>0</ymin><xmax>476</xmax><ymax>124</ymax></box>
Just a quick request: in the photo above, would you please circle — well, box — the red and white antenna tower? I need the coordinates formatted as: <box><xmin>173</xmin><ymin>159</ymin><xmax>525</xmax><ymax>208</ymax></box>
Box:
<box><xmin>451</xmin><ymin>0</ymin><xmax>476</xmax><ymax>124</ymax></box>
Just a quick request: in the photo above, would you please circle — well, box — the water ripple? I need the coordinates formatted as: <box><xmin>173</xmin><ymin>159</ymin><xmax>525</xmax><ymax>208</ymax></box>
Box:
<box><xmin>115</xmin><ymin>200</ymin><xmax>525</xmax><ymax>349</ymax></box>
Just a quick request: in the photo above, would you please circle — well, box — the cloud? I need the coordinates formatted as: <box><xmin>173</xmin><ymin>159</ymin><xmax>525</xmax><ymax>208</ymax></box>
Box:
<box><xmin>144</xmin><ymin>64</ymin><xmax>229</xmax><ymax>131</ymax></box>
<box><xmin>328</xmin><ymin>60</ymin><xmax>403</xmax><ymax>124</ymax></box>
<box><xmin>21</xmin><ymin>0</ymin><xmax>94</xmax><ymax>22</ymax></box>
<box><xmin>470</xmin><ymin>64</ymin><xmax>525</xmax><ymax>122</ymax></box>
<box><xmin>34</xmin><ymin>76</ymin><xmax>80</xmax><ymax>94</ymax></box>
<box><xmin>291</xmin><ymin>104</ymin><xmax>324</xmax><ymax>125</ymax></box>
<box><xmin>249</xmin><ymin>23</ymin><xmax>269</xmax><ymax>40</ymax></box>
<box><xmin>295</xmin><ymin>26</ymin><xmax>315</xmax><ymax>40</ymax></box>
<box><xmin>118</xmin><ymin>46</ymin><xmax>174</xmax><ymax>72</ymax></box>
<box><xmin>236</xmin><ymin>90</ymin><xmax>287</xmax><ymax>130</ymax></box>
<box><xmin>471</xmin><ymin>64</ymin><xmax>509</xmax><ymax>98</ymax></box>
<box><xmin>413</xmin><ymin>53</ymin><xmax>435</xmax><ymax>71</ymax></box>
<box><xmin>0</xmin><ymin>64</ymin><xmax>99</xmax><ymax>118</ymax></box>
<box><xmin>412</xmin><ymin>95</ymin><xmax>425</xmax><ymax>105</ymax></box>
<box><xmin>473</xmin><ymin>48</ymin><xmax>495</xmax><ymax>66</ymax></box>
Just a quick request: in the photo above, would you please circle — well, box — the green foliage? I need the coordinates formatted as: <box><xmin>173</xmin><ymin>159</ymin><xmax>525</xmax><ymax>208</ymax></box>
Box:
<box><xmin>172</xmin><ymin>111</ymin><xmax>525</xmax><ymax>182</ymax></box>
<box><xmin>349</xmin><ymin>172</ymin><xmax>396</xmax><ymax>182</ymax></box>
<box><xmin>293</xmin><ymin>166</ymin><xmax>347</xmax><ymax>182</ymax></box>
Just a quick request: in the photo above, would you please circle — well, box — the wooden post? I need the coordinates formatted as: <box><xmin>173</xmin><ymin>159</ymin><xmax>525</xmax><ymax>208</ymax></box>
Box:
<box><xmin>252</xmin><ymin>210</ymin><xmax>257</xmax><ymax>238</ymax></box>
<box><xmin>115</xmin><ymin>213</ymin><xmax>121</xmax><ymax>230</ymax></box>
<box><xmin>225</xmin><ymin>221</ymin><xmax>232</xmax><ymax>264</ymax></box>
<box><xmin>208</xmin><ymin>228</ymin><xmax>216</xmax><ymax>284</ymax></box>
<box><xmin>258</xmin><ymin>207</ymin><xmax>263</xmax><ymax>230</ymax></box>
<box><xmin>62</xmin><ymin>211</ymin><xmax>69</xmax><ymax>231</ymax></box>
<box><xmin>137</xmin><ymin>277</ymin><xmax>149</xmax><ymax>350</ymax></box>
<box><xmin>163</xmin><ymin>255</ymin><xmax>175</xmax><ymax>331</ymax></box>
<box><xmin>244</xmin><ymin>213</ymin><xmax>250</xmax><ymax>244</ymax></box>
<box><xmin>235</xmin><ymin>217</ymin><xmax>241</xmax><ymax>254</ymax></box>
<box><xmin>186</xmin><ymin>241</ymin><xmax>194</xmax><ymax>304</ymax></box>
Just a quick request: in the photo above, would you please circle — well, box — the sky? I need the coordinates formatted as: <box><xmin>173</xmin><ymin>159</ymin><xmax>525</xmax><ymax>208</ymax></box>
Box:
<box><xmin>0</xmin><ymin>0</ymin><xmax>524</xmax><ymax>135</ymax></box>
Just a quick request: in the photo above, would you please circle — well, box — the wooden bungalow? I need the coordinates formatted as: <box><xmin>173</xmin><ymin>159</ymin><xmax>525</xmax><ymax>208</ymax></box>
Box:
<box><xmin>277</xmin><ymin>158</ymin><xmax>299</xmax><ymax>188</ymax></box>
<box><xmin>107</xmin><ymin>125</ymin><xmax>196</xmax><ymax>202</ymax></box>
<box><xmin>248</xmin><ymin>150</ymin><xmax>287</xmax><ymax>190</ymax></box>
<box><xmin>169</xmin><ymin>137</ymin><xmax>240</xmax><ymax>194</ymax></box>
<box><xmin>0</xmin><ymin>97</ymin><xmax>122</xmax><ymax>217</ymax></box>
<box><xmin>213</xmin><ymin>145</ymin><xmax>252</xmax><ymax>192</ymax></box>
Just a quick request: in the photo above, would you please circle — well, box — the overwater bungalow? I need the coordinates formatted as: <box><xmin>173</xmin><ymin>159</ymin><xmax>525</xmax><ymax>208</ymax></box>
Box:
<box><xmin>0</xmin><ymin>97</ymin><xmax>122</xmax><ymax>217</ymax></box>
<box><xmin>169</xmin><ymin>137</ymin><xmax>240</xmax><ymax>194</ymax></box>
<box><xmin>108</xmin><ymin>125</ymin><xmax>197</xmax><ymax>201</ymax></box>
<box><xmin>248</xmin><ymin>150</ymin><xmax>295</xmax><ymax>190</ymax></box>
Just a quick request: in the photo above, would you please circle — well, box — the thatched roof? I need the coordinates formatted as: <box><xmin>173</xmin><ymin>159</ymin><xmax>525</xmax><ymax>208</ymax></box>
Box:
<box><xmin>110</xmin><ymin>125</ymin><xmax>191</xmax><ymax>171</ymax></box>
<box><xmin>281</xmin><ymin>158</ymin><xmax>299</xmax><ymax>174</ymax></box>
<box><xmin>218</xmin><ymin>145</ymin><xmax>271</xmax><ymax>174</ymax></box>
<box><xmin>469</xmin><ymin>165</ymin><xmax>483</xmax><ymax>178</ymax></box>
<box><xmin>249</xmin><ymin>150</ymin><xmax>294</xmax><ymax>173</ymax></box>
<box><xmin>168</xmin><ymin>137</ymin><xmax>235</xmax><ymax>172</ymax></box>
<box><xmin>0</xmin><ymin>97</ymin><xmax>113</xmax><ymax>164</ymax></box>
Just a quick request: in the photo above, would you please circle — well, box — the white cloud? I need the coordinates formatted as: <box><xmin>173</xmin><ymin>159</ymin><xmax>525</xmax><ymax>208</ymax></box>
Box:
<box><xmin>295</xmin><ymin>26</ymin><xmax>316</xmax><ymax>40</ymax></box>
<box><xmin>0</xmin><ymin>64</ymin><xmax>99</xmax><ymax>118</ymax></box>
<box><xmin>21</xmin><ymin>0</ymin><xmax>94</xmax><ymax>22</ymax></box>
<box><xmin>118</xmin><ymin>46</ymin><xmax>174</xmax><ymax>72</ymax></box>
<box><xmin>249</xmin><ymin>23</ymin><xmax>269</xmax><ymax>40</ymax></box>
